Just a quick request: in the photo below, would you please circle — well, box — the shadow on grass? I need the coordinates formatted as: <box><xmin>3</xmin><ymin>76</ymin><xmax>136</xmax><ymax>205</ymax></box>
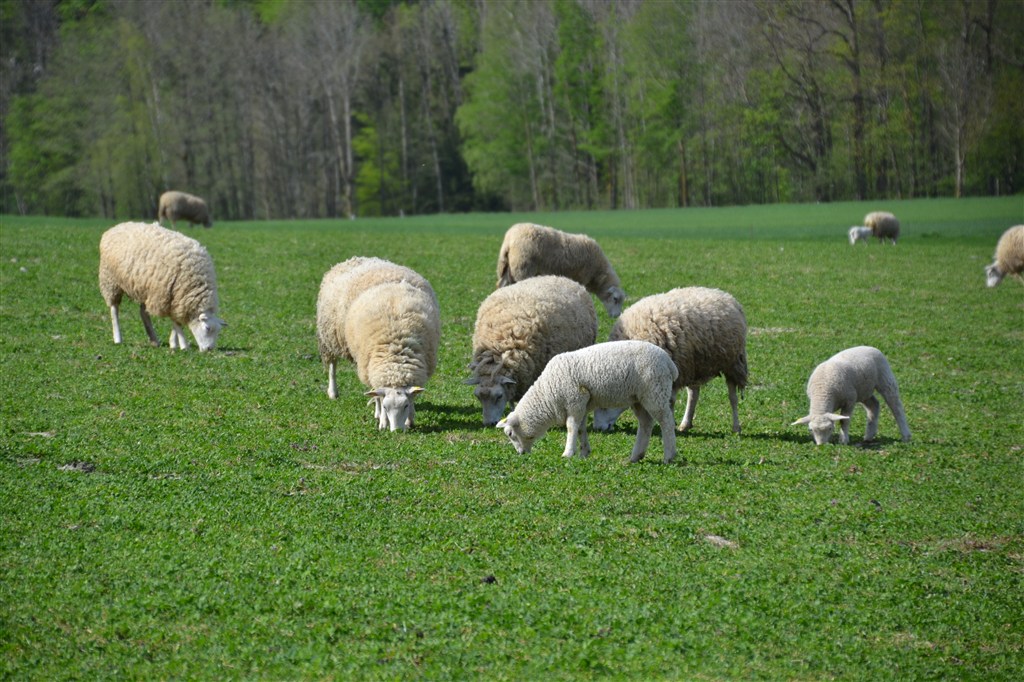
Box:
<box><xmin>417</xmin><ymin>400</ymin><xmax>489</xmax><ymax>433</ymax></box>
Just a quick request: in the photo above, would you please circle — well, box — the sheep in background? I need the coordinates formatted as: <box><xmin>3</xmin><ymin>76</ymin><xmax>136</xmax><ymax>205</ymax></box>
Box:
<box><xmin>985</xmin><ymin>225</ymin><xmax>1024</xmax><ymax>288</ymax></box>
<box><xmin>864</xmin><ymin>211</ymin><xmax>900</xmax><ymax>244</ymax></box>
<box><xmin>99</xmin><ymin>221</ymin><xmax>225</xmax><ymax>351</ymax></box>
<box><xmin>792</xmin><ymin>345</ymin><xmax>911</xmax><ymax>445</ymax></box>
<box><xmin>316</xmin><ymin>257</ymin><xmax>439</xmax><ymax>431</ymax></box>
<box><xmin>467</xmin><ymin>275</ymin><xmax>597</xmax><ymax>426</ymax></box>
<box><xmin>159</xmin><ymin>191</ymin><xmax>212</xmax><ymax>229</ymax></box>
<box><xmin>848</xmin><ymin>226</ymin><xmax>872</xmax><ymax>245</ymax></box>
<box><xmin>593</xmin><ymin>287</ymin><xmax>748</xmax><ymax>435</ymax></box>
<box><xmin>497</xmin><ymin>340</ymin><xmax>678</xmax><ymax>464</ymax></box>
<box><xmin>496</xmin><ymin>222</ymin><xmax>626</xmax><ymax>317</ymax></box>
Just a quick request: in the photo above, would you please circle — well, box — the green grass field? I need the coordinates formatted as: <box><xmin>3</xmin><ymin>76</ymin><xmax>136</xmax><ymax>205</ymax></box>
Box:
<box><xmin>2</xmin><ymin>197</ymin><xmax>1022</xmax><ymax>679</ymax></box>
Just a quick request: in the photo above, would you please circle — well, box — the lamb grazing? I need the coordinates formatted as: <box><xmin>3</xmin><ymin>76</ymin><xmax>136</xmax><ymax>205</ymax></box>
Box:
<box><xmin>496</xmin><ymin>222</ymin><xmax>626</xmax><ymax>317</ymax></box>
<box><xmin>863</xmin><ymin>211</ymin><xmax>900</xmax><ymax>244</ymax></box>
<box><xmin>985</xmin><ymin>225</ymin><xmax>1024</xmax><ymax>288</ymax></box>
<box><xmin>158</xmin><ymin>191</ymin><xmax>212</xmax><ymax>229</ymax></box>
<box><xmin>497</xmin><ymin>340</ymin><xmax>679</xmax><ymax>463</ymax></box>
<box><xmin>98</xmin><ymin>221</ymin><xmax>225</xmax><ymax>351</ymax></box>
<box><xmin>316</xmin><ymin>257</ymin><xmax>439</xmax><ymax>431</ymax></box>
<box><xmin>848</xmin><ymin>226</ymin><xmax>872</xmax><ymax>245</ymax></box>
<box><xmin>467</xmin><ymin>275</ymin><xmax>597</xmax><ymax>426</ymax></box>
<box><xmin>593</xmin><ymin>287</ymin><xmax>748</xmax><ymax>436</ymax></box>
<box><xmin>792</xmin><ymin>345</ymin><xmax>911</xmax><ymax>446</ymax></box>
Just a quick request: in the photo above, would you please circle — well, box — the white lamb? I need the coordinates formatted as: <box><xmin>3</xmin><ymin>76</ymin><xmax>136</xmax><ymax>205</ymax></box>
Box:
<box><xmin>467</xmin><ymin>275</ymin><xmax>598</xmax><ymax>426</ymax></box>
<box><xmin>316</xmin><ymin>257</ymin><xmax>439</xmax><ymax>431</ymax></box>
<box><xmin>863</xmin><ymin>211</ymin><xmax>900</xmax><ymax>244</ymax></box>
<box><xmin>158</xmin><ymin>191</ymin><xmax>212</xmax><ymax>229</ymax></box>
<box><xmin>792</xmin><ymin>345</ymin><xmax>911</xmax><ymax>445</ymax></box>
<box><xmin>592</xmin><ymin>287</ymin><xmax>748</xmax><ymax>435</ymax></box>
<box><xmin>848</xmin><ymin>226</ymin><xmax>872</xmax><ymax>245</ymax></box>
<box><xmin>985</xmin><ymin>225</ymin><xmax>1024</xmax><ymax>288</ymax></box>
<box><xmin>497</xmin><ymin>340</ymin><xmax>679</xmax><ymax>463</ymax></box>
<box><xmin>98</xmin><ymin>221</ymin><xmax>225</xmax><ymax>351</ymax></box>
<box><xmin>496</xmin><ymin>222</ymin><xmax>626</xmax><ymax>317</ymax></box>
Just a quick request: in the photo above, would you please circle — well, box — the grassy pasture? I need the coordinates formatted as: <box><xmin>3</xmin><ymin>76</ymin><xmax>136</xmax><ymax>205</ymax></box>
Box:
<box><xmin>1</xmin><ymin>197</ymin><xmax>1022</xmax><ymax>679</ymax></box>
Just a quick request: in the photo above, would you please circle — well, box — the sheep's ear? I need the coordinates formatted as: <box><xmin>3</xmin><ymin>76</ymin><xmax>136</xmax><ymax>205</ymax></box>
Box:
<box><xmin>495</xmin><ymin>418</ymin><xmax>507</xmax><ymax>428</ymax></box>
<box><xmin>464</xmin><ymin>376</ymin><xmax>480</xmax><ymax>385</ymax></box>
<box><xmin>827</xmin><ymin>413</ymin><xmax>849</xmax><ymax>422</ymax></box>
<box><xmin>408</xmin><ymin>386</ymin><xmax>426</xmax><ymax>395</ymax></box>
<box><xmin>791</xmin><ymin>416</ymin><xmax>812</xmax><ymax>426</ymax></box>
<box><xmin>365</xmin><ymin>388</ymin><xmax>386</xmax><ymax>397</ymax></box>
<box><xmin>499</xmin><ymin>376</ymin><xmax>516</xmax><ymax>387</ymax></box>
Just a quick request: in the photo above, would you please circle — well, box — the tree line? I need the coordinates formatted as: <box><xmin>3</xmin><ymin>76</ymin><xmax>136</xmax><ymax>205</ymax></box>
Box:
<box><xmin>2</xmin><ymin>0</ymin><xmax>1022</xmax><ymax>220</ymax></box>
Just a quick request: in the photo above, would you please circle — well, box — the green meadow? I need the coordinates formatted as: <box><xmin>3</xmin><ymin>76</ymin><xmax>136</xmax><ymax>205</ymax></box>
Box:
<box><xmin>2</xmin><ymin>197</ymin><xmax>1022</xmax><ymax>679</ymax></box>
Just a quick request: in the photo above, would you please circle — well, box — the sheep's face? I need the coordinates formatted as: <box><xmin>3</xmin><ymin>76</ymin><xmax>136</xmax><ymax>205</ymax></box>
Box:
<box><xmin>792</xmin><ymin>413</ymin><xmax>848</xmax><ymax>445</ymax></box>
<box><xmin>601</xmin><ymin>287</ymin><xmax>627</xmax><ymax>318</ymax></box>
<box><xmin>496</xmin><ymin>413</ymin><xmax>535</xmax><ymax>454</ymax></box>
<box><xmin>189</xmin><ymin>312</ymin><xmax>225</xmax><ymax>351</ymax></box>
<box><xmin>985</xmin><ymin>263</ymin><xmax>1004</xmax><ymax>288</ymax></box>
<box><xmin>467</xmin><ymin>375</ymin><xmax>515</xmax><ymax>426</ymax></box>
<box><xmin>592</xmin><ymin>406</ymin><xmax>626</xmax><ymax>432</ymax></box>
<box><xmin>367</xmin><ymin>387</ymin><xmax>424</xmax><ymax>432</ymax></box>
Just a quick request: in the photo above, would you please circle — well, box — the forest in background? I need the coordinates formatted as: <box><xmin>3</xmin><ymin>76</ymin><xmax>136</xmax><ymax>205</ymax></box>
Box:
<box><xmin>2</xmin><ymin>0</ymin><xmax>1022</xmax><ymax>220</ymax></box>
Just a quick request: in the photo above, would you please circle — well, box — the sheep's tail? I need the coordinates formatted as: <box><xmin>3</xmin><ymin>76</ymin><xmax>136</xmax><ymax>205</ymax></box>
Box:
<box><xmin>496</xmin><ymin>240</ymin><xmax>513</xmax><ymax>288</ymax></box>
<box><xmin>729</xmin><ymin>352</ymin><xmax>749</xmax><ymax>396</ymax></box>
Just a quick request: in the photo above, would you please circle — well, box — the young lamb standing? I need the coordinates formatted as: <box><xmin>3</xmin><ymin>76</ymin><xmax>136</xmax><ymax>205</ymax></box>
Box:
<box><xmin>316</xmin><ymin>257</ymin><xmax>440</xmax><ymax>431</ymax></box>
<box><xmin>792</xmin><ymin>346</ymin><xmax>911</xmax><ymax>445</ymax></box>
<box><xmin>593</xmin><ymin>287</ymin><xmax>748</xmax><ymax>435</ymax></box>
<box><xmin>497</xmin><ymin>340</ymin><xmax>679</xmax><ymax>463</ymax></box>
<box><xmin>158</xmin><ymin>191</ymin><xmax>212</xmax><ymax>229</ymax></box>
<box><xmin>848</xmin><ymin>226</ymin><xmax>872</xmax><ymax>245</ymax></box>
<box><xmin>863</xmin><ymin>211</ymin><xmax>900</xmax><ymax>244</ymax></box>
<box><xmin>467</xmin><ymin>275</ymin><xmax>598</xmax><ymax>426</ymax></box>
<box><xmin>496</xmin><ymin>222</ymin><xmax>626</xmax><ymax>317</ymax></box>
<box><xmin>985</xmin><ymin>225</ymin><xmax>1024</xmax><ymax>288</ymax></box>
<box><xmin>99</xmin><ymin>222</ymin><xmax>225</xmax><ymax>351</ymax></box>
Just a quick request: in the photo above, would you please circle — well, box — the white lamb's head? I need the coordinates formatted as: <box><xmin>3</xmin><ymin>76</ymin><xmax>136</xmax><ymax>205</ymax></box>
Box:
<box><xmin>465</xmin><ymin>373</ymin><xmax>515</xmax><ymax>426</ymax></box>
<box><xmin>592</xmin><ymin>406</ymin><xmax>627</xmax><ymax>432</ymax></box>
<box><xmin>366</xmin><ymin>386</ymin><xmax>424</xmax><ymax>432</ymax></box>
<box><xmin>791</xmin><ymin>413</ymin><xmax>848</xmax><ymax>445</ymax></box>
<box><xmin>189</xmin><ymin>312</ymin><xmax>226</xmax><ymax>351</ymax></box>
<box><xmin>985</xmin><ymin>263</ymin><xmax>1005</xmax><ymax>288</ymax></box>
<box><xmin>496</xmin><ymin>412</ymin><xmax>536</xmax><ymax>454</ymax></box>
<box><xmin>849</xmin><ymin>226</ymin><xmax>871</xmax><ymax>245</ymax></box>
<box><xmin>600</xmin><ymin>286</ymin><xmax>627</xmax><ymax>318</ymax></box>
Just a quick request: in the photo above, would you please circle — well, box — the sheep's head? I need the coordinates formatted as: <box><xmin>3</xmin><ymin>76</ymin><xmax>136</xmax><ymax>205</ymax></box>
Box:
<box><xmin>366</xmin><ymin>386</ymin><xmax>424</xmax><ymax>432</ymax></box>
<box><xmin>189</xmin><ymin>312</ymin><xmax>226</xmax><ymax>351</ymax></box>
<box><xmin>465</xmin><ymin>373</ymin><xmax>515</xmax><ymax>426</ymax></box>
<box><xmin>985</xmin><ymin>263</ymin><xmax>1005</xmax><ymax>288</ymax></box>
<box><xmin>600</xmin><ymin>286</ymin><xmax>626</xmax><ymax>318</ymax></box>
<box><xmin>791</xmin><ymin>413</ymin><xmax>848</xmax><ymax>445</ymax></box>
<box><xmin>592</xmin><ymin>406</ymin><xmax>627</xmax><ymax>432</ymax></box>
<box><xmin>496</xmin><ymin>413</ymin><xmax>534</xmax><ymax>454</ymax></box>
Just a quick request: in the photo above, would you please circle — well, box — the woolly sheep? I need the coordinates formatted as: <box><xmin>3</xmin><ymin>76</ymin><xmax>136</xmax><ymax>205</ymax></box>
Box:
<box><xmin>158</xmin><ymin>191</ymin><xmax>212</xmax><ymax>229</ymax></box>
<box><xmin>98</xmin><ymin>221</ymin><xmax>225</xmax><ymax>351</ymax></box>
<box><xmin>316</xmin><ymin>257</ymin><xmax>439</xmax><ymax>431</ymax></box>
<box><xmin>985</xmin><ymin>225</ymin><xmax>1024</xmax><ymax>288</ymax></box>
<box><xmin>496</xmin><ymin>222</ymin><xmax>626</xmax><ymax>317</ymax></box>
<box><xmin>863</xmin><ymin>211</ymin><xmax>900</xmax><ymax>244</ymax></box>
<box><xmin>791</xmin><ymin>345</ymin><xmax>911</xmax><ymax>446</ymax></box>
<box><xmin>593</xmin><ymin>287</ymin><xmax>748</xmax><ymax>435</ymax></box>
<box><xmin>848</xmin><ymin>226</ymin><xmax>872</xmax><ymax>245</ymax></box>
<box><xmin>497</xmin><ymin>340</ymin><xmax>679</xmax><ymax>463</ymax></box>
<box><xmin>467</xmin><ymin>275</ymin><xmax>598</xmax><ymax>426</ymax></box>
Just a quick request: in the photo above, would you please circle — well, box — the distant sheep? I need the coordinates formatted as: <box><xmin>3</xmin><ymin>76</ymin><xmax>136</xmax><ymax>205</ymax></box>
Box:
<box><xmin>158</xmin><ymin>191</ymin><xmax>212</xmax><ymax>229</ymax></box>
<box><xmin>467</xmin><ymin>275</ymin><xmax>597</xmax><ymax>426</ymax></box>
<box><xmin>985</xmin><ymin>225</ymin><xmax>1024</xmax><ymax>288</ymax></box>
<box><xmin>99</xmin><ymin>221</ymin><xmax>225</xmax><ymax>351</ymax></box>
<box><xmin>496</xmin><ymin>223</ymin><xmax>626</xmax><ymax>317</ymax></box>
<box><xmin>316</xmin><ymin>257</ymin><xmax>439</xmax><ymax>431</ymax></box>
<box><xmin>848</xmin><ymin>226</ymin><xmax>872</xmax><ymax>245</ymax></box>
<box><xmin>593</xmin><ymin>287</ymin><xmax>748</xmax><ymax>436</ymax></box>
<box><xmin>863</xmin><ymin>211</ymin><xmax>899</xmax><ymax>244</ymax></box>
<box><xmin>497</xmin><ymin>340</ymin><xmax>678</xmax><ymax>463</ymax></box>
<box><xmin>792</xmin><ymin>345</ymin><xmax>911</xmax><ymax>445</ymax></box>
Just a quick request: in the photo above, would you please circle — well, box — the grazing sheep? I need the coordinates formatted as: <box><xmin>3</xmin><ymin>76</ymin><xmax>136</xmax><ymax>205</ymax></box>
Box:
<box><xmin>158</xmin><ymin>191</ymin><xmax>212</xmax><ymax>229</ymax></box>
<box><xmin>985</xmin><ymin>225</ymin><xmax>1024</xmax><ymax>288</ymax></box>
<box><xmin>593</xmin><ymin>287</ymin><xmax>748</xmax><ymax>436</ymax></box>
<box><xmin>99</xmin><ymin>221</ymin><xmax>225</xmax><ymax>351</ymax></box>
<box><xmin>497</xmin><ymin>340</ymin><xmax>679</xmax><ymax>463</ymax></box>
<box><xmin>848</xmin><ymin>226</ymin><xmax>872</xmax><ymax>245</ymax></box>
<box><xmin>791</xmin><ymin>345</ymin><xmax>911</xmax><ymax>445</ymax></box>
<box><xmin>316</xmin><ymin>257</ymin><xmax>439</xmax><ymax>431</ymax></box>
<box><xmin>863</xmin><ymin>211</ymin><xmax>900</xmax><ymax>244</ymax></box>
<box><xmin>467</xmin><ymin>275</ymin><xmax>598</xmax><ymax>426</ymax></box>
<box><xmin>496</xmin><ymin>222</ymin><xmax>626</xmax><ymax>317</ymax></box>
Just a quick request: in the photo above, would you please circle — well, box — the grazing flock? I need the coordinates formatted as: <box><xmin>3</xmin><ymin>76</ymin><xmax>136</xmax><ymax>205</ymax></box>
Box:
<box><xmin>100</xmin><ymin>197</ymin><xmax>1024</xmax><ymax>461</ymax></box>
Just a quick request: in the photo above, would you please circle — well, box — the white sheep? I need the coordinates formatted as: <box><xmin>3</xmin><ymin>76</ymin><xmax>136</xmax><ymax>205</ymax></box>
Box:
<box><xmin>99</xmin><ymin>222</ymin><xmax>225</xmax><ymax>351</ymax></box>
<box><xmin>158</xmin><ymin>191</ymin><xmax>212</xmax><ymax>229</ymax></box>
<box><xmin>863</xmin><ymin>211</ymin><xmax>900</xmax><ymax>244</ymax></box>
<box><xmin>791</xmin><ymin>345</ymin><xmax>911</xmax><ymax>445</ymax></box>
<box><xmin>497</xmin><ymin>340</ymin><xmax>679</xmax><ymax>463</ymax></box>
<box><xmin>467</xmin><ymin>275</ymin><xmax>597</xmax><ymax>426</ymax></box>
<box><xmin>848</xmin><ymin>226</ymin><xmax>872</xmax><ymax>245</ymax></box>
<box><xmin>985</xmin><ymin>225</ymin><xmax>1024</xmax><ymax>288</ymax></box>
<box><xmin>593</xmin><ymin>287</ymin><xmax>748</xmax><ymax>436</ymax></box>
<box><xmin>316</xmin><ymin>257</ymin><xmax>439</xmax><ymax>431</ymax></box>
<box><xmin>496</xmin><ymin>222</ymin><xmax>626</xmax><ymax>317</ymax></box>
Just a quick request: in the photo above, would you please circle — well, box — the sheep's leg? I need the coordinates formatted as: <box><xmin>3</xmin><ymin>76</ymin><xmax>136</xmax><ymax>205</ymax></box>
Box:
<box><xmin>563</xmin><ymin>413</ymin><xmax>584</xmax><ymax>458</ymax></box>
<box><xmin>727</xmin><ymin>380</ymin><xmax>741</xmax><ymax>434</ymax></box>
<box><xmin>406</xmin><ymin>401</ymin><xmax>416</xmax><ymax>430</ymax></box>
<box><xmin>169</xmin><ymin>324</ymin><xmax>189</xmax><ymax>350</ymax></box>
<box><xmin>838</xmin><ymin>407</ymin><xmax>854</xmax><ymax>444</ymax></box>
<box><xmin>139</xmin><ymin>305</ymin><xmax>160</xmax><ymax>346</ymax></box>
<box><xmin>327</xmin><ymin>362</ymin><xmax>338</xmax><ymax>399</ymax></box>
<box><xmin>110</xmin><ymin>305</ymin><xmax>123</xmax><ymax>344</ymax></box>
<box><xmin>376</xmin><ymin>399</ymin><xmax>388</xmax><ymax>430</ymax></box>
<box><xmin>879</xmin><ymin>386</ymin><xmax>912</xmax><ymax>442</ymax></box>
<box><xmin>578</xmin><ymin>419</ymin><xmax>590</xmax><ymax>458</ymax></box>
<box><xmin>862</xmin><ymin>396</ymin><xmax>880</xmax><ymax>441</ymax></box>
<box><xmin>652</xmin><ymin>404</ymin><xmax>678</xmax><ymax>464</ymax></box>
<box><xmin>630</xmin><ymin>405</ymin><xmax>653</xmax><ymax>463</ymax></box>
<box><xmin>679</xmin><ymin>386</ymin><xmax>699</xmax><ymax>432</ymax></box>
